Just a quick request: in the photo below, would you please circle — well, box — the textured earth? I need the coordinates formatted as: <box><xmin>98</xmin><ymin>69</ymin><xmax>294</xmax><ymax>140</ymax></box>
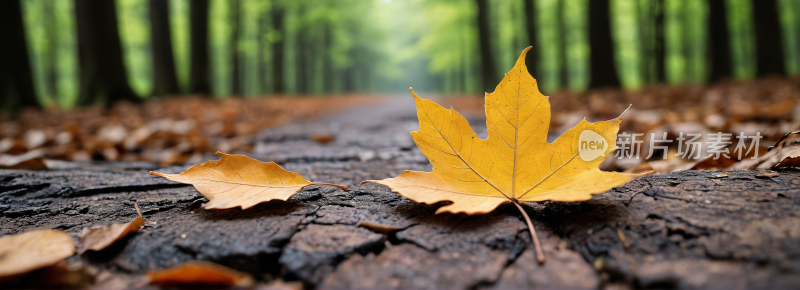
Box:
<box><xmin>2</xmin><ymin>98</ymin><xmax>800</xmax><ymax>289</ymax></box>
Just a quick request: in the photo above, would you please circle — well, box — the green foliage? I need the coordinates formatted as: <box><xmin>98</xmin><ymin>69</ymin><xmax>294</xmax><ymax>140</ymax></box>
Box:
<box><xmin>562</xmin><ymin>0</ymin><xmax>589</xmax><ymax>91</ymax></box>
<box><xmin>21</xmin><ymin>0</ymin><xmax>79</xmax><ymax>108</ymax></box>
<box><xmin>170</xmin><ymin>0</ymin><xmax>190</xmax><ymax>92</ymax></box>
<box><xmin>18</xmin><ymin>0</ymin><xmax>797</xmax><ymax>105</ymax></box>
<box><xmin>778</xmin><ymin>0</ymin><xmax>800</xmax><ymax>76</ymax></box>
<box><xmin>664</xmin><ymin>0</ymin><xmax>707</xmax><ymax>84</ymax></box>
<box><xmin>117</xmin><ymin>0</ymin><xmax>153</xmax><ymax>97</ymax></box>
<box><xmin>610</xmin><ymin>0</ymin><xmax>643</xmax><ymax>89</ymax></box>
<box><xmin>726</xmin><ymin>0</ymin><xmax>756</xmax><ymax>80</ymax></box>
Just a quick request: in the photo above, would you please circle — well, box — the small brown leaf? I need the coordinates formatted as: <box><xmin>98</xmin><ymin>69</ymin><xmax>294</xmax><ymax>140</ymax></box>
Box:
<box><xmin>746</xmin><ymin>131</ymin><xmax>800</xmax><ymax>170</ymax></box>
<box><xmin>150</xmin><ymin>152</ymin><xmax>347</xmax><ymax>210</ymax></box>
<box><xmin>0</xmin><ymin>150</ymin><xmax>47</xmax><ymax>169</ymax></box>
<box><xmin>0</xmin><ymin>229</ymin><xmax>75</xmax><ymax>279</ymax></box>
<box><xmin>311</xmin><ymin>133</ymin><xmax>336</xmax><ymax>144</ymax></box>
<box><xmin>774</xmin><ymin>147</ymin><xmax>800</xmax><ymax>168</ymax></box>
<box><xmin>755</xmin><ymin>172</ymin><xmax>780</xmax><ymax>178</ymax></box>
<box><xmin>79</xmin><ymin>204</ymin><xmax>145</xmax><ymax>254</ymax></box>
<box><xmin>357</xmin><ymin>221</ymin><xmax>405</xmax><ymax>233</ymax></box>
<box><xmin>147</xmin><ymin>261</ymin><xmax>254</xmax><ymax>288</ymax></box>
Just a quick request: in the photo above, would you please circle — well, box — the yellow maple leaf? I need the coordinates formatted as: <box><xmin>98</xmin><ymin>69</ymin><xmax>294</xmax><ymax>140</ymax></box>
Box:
<box><xmin>151</xmin><ymin>152</ymin><xmax>347</xmax><ymax>210</ymax></box>
<box><xmin>364</xmin><ymin>47</ymin><xmax>648</xmax><ymax>263</ymax></box>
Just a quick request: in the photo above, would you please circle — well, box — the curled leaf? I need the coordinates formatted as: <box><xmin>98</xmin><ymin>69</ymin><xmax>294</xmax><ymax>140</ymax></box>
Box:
<box><xmin>0</xmin><ymin>229</ymin><xmax>75</xmax><ymax>279</ymax></box>
<box><xmin>79</xmin><ymin>204</ymin><xmax>145</xmax><ymax>254</ymax></box>
<box><xmin>150</xmin><ymin>152</ymin><xmax>347</xmax><ymax>210</ymax></box>
<box><xmin>147</xmin><ymin>261</ymin><xmax>254</xmax><ymax>288</ymax></box>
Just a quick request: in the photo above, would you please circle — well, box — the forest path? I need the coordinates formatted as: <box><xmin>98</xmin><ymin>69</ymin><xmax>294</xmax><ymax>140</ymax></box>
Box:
<box><xmin>2</xmin><ymin>96</ymin><xmax>800</xmax><ymax>289</ymax></box>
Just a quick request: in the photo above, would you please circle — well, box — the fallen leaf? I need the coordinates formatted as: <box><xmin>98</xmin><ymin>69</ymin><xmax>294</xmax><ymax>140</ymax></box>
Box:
<box><xmin>79</xmin><ymin>204</ymin><xmax>145</xmax><ymax>254</ymax></box>
<box><xmin>150</xmin><ymin>152</ymin><xmax>347</xmax><ymax>210</ymax></box>
<box><xmin>363</xmin><ymin>47</ymin><xmax>646</xmax><ymax>263</ymax></box>
<box><xmin>311</xmin><ymin>133</ymin><xmax>336</xmax><ymax>144</ymax></box>
<box><xmin>0</xmin><ymin>150</ymin><xmax>47</xmax><ymax>169</ymax></box>
<box><xmin>147</xmin><ymin>261</ymin><xmax>254</xmax><ymax>288</ymax></box>
<box><xmin>746</xmin><ymin>131</ymin><xmax>800</xmax><ymax>170</ymax></box>
<box><xmin>693</xmin><ymin>146</ymin><xmax>766</xmax><ymax>170</ymax></box>
<box><xmin>755</xmin><ymin>172</ymin><xmax>779</xmax><ymax>178</ymax></box>
<box><xmin>713</xmin><ymin>173</ymin><xmax>728</xmax><ymax>178</ymax></box>
<box><xmin>357</xmin><ymin>221</ymin><xmax>405</xmax><ymax>233</ymax></box>
<box><xmin>774</xmin><ymin>147</ymin><xmax>800</xmax><ymax>168</ymax></box>
<box><xmin>0</xmin><ymin>229</ymin><xmax>76</xmax><ymax>279</ymax></box>
<box><xmin>364</xmin><ymin>47</ymin><xmax>644</xmax><ymax>214</ymax></box>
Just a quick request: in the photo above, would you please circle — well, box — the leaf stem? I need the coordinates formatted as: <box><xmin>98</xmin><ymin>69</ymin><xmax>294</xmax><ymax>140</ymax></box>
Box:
<box><xmin>512</xmin><ymin>201</ymin><xmax>545</xmax><ymax>264</ymax></box>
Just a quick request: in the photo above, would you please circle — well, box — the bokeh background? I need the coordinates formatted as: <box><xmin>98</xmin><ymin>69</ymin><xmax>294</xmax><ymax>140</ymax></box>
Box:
<box><xmin>1</xmin><ymin>0</ymin><xmax>799</xmax><ymax>168</ymax></box>
<box><xmin>2</xmin><ymin>0</ymin><xmax>799</xmax><ymax>108</ymax></box>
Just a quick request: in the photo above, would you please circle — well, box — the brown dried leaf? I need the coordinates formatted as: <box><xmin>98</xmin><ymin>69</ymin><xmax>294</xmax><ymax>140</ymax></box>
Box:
<box><xmin>774</xmin><ymin>147</ymin><xmax>800</xmax><ymax>168</ymax></box>
<box><xmin>311</xmin><ymin>133</ymin><xmax>336</xmax><ymax>144</ymax></box>
<box><xmin>755</xmin><ymin>171</ymin><xmax>780</xmax><ymax>178</ymax></box>
<box><xmin>0</xmin><ymin>150</ymin><xmax>47</xmax><ymax>169</ymax></box>
<box><xmin>147</xmin><ymin>261</ymin><xmax>254</xmax><ymax>288</ymax></box>
<box><xmin>745</xmin><ymin>131</ymin><xmax>800</xmax><ymax>170</ymax></box>
<box><xmin>79</xmin><ymin>205</ymin><xmax>145</xmax><ymax>254</ymax></box>
<box><xmin>150</xmin><ymin>152</ymin><xmax>347</xmax><ymax>210</ymax></box>
<box><xmin>0</xmin><ymin>229</ymin><xmax>75</xmax><ymax>279</ymax></box>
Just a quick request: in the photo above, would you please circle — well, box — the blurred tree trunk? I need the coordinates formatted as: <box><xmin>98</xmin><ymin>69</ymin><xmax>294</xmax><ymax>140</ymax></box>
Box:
<box><xmin>588</xmin><ymin>0</ymin><xmax>620</xmax><ymax>88</ymax></box>
<box><xmin>189</xmin><ymin>0</ymin><xmax>211</xmax><ymax>95</ymax></box>
<box><xmin>708</xmin><ymin>0</ymin><xmax>731</xmax><ymax>82</ymax></box>
<box><xmin>639</xmin><ymin>0</ymin><xmax>665</xmax><ymax>83</ymax></box>
<box><xmin>149</xmin><ymin>0</ymin><xmax>179</xmax><ymax>96</ymax></box>
<box><xmin>524</xmin><ymin>0</ymin><xmax>537</xmax><ymax>79</ymax></box>
<box><xmin>43</xmin><ymin>1</ymin><xmax>58</xmax><ymax>99</ymax></box>
<box><xmin>258</xmin><ymin>14</ymin><xmax>268</xmax><ymax>94</ymax></box>
<box><xmin>323</xmin><ymin>25</ymin><xmax>333</xmax><ymax>93</ymax></box>
<box><xmin>296</xmin><ymin>29</ymin><xmax>308</xmax><ymax>95</ymax></box>
<box><xmin>271</xmin><ymin>6</ymin><xmax>285</xmax><ymax>94</ymax></box>
<box><xmin>752</xmin><ymin>0</ymin><xmax>784</xmax><ymax>76</ymax></box>
<box><xmin>74</xmin><ymin>0</ymin><xmax>138</xmax><ymax>106</ymax></box>
<box><xmin>558</xmin><ymin>0</ymin><xmax>567</xmax><ymax>88</ymax></box>
<box><xmin>475</xmin><ymin>0</ymin><xmax>497</xmax><ymax>93</ymax></box>
<box><xmin>230</xmin><ymin>0</ymin><xmax>242</xmax><ymax>96</ymax></box>
<box><xmin>655</xmin><ymin>0</ymin><xmax>665</xmax><ymax>82</ymax></box>
<box><xmin>0</xmin><ymin>0</ymin><xmax>39</xmax><ymax>110</ymax></box>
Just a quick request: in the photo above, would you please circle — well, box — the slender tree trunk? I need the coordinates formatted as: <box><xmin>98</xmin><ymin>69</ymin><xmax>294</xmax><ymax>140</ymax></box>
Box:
<box><xmin>557</xmin><ymin>0</ymin><xmax>567</xmax><ymax>88</ymax></box>
<box><xmin>271</xmin><ymin>6</ymin><xmax>285</xmax><ymax>94</ymax></box>
<box><xmin>323</xmin><ymin>25</ymin><xmax>333</xmax><ymax>93</ymax></box>
<box><xmin>230</xmin><ymin>0</ymin><xmax>242</xmax><ymax>96</ymax></box>
<box><xmin>654</xmin><ymin>0</ymin><xmax>665</xmax><ymax>82</ymax></box>
<box><xmin>588</xmin><ymin>0</ymin><xmax>620</xmax><ymax>88</ymax></box>
<box><xmin>524</xmin><ymin>0</ymin><xmax>538</xmax><ymax>79</ymax></box>
<box><xmin>149</xmin><ymin>0</ymin><xmax>179</xmax><ymax>96</ymax></box>
<box><xmin>0</xmin><ymin>0</ymin><xmax>39</xmax><ymax>110</ymax></box>
<box><xmin>189</xmin><ymin>0</ymin><xmax>211</xmax><ymax>95</ymax></box>
<box><xmin>475</xmin><ymin>0</ymin><xmax>497</xmax><ymax>93</ymax></box>
<box><xmin>296</xmin><ymin>28</ymin><xmax>307</xmax><ymax>95</ymax></box>
<box><xmin>44</xmin><ymin>0</ymin><xmax>58</xmax><ymax>98</ymax></box>
<box><xmin>258</xmin><ymin>14</ymin><xmax>268</xmax><ymax>94</ymax></box>
<box><xmin>707</xmin><ymin>0</ymin><xmax>731</xmax><ymax>82</ymax></box>
<box><xmin>74</xmin><ymin>0</ymin><xmax>138</xmax><ymax>106</ymax></box>
<box><xmin>752</xmin><ymin>0</ymin><xmax>784</xmax><ymax>77</ymax></box>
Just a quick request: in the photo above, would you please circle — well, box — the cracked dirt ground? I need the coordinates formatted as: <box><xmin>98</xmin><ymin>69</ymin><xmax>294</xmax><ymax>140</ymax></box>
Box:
<box><xmin>2</xmin><ymin>98</ymin><xmax>800</xmax><ymax>289</ymax></box>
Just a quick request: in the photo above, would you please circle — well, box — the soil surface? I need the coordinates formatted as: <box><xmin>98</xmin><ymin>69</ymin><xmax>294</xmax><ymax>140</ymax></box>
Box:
<box><xmin>2</xmin><ymin>98</ymin><xmax>800</xmax><ymax>289</ymax></box>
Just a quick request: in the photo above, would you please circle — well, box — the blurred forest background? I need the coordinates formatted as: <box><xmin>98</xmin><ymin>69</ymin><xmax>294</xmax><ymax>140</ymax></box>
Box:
<box><xmin>1</xmin><ymin>0</ymin><xmax>800</xmax><ymax>167</ymax></box>
<box><xmin>2</xmin><ymin>0</ymin><xmax>799</xmax><ymax>111</ymax></box>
